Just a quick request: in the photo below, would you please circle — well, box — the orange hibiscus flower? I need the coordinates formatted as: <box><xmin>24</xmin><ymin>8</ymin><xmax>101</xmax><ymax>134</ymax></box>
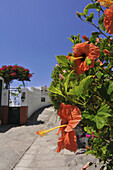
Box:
<box><xmin>56</xmin><ymin>128</ymin><xmax>77</xmax><ymax>153</ymax></box>
<box><xmin>56</xmin><ymin>103</ymin><xmax>81</xmax><ymax>153</ymax></box>
<box><xmin>72</xmin><ymin>42</ymin><xmax>100</xmax><ymax>75</ymax></box>
<box><xmin>97</xmin><ymin>0</ymin><xmax>113</xmax><ymax>7</ymax></box>
<box><xmin>104</xmin><ymin>5</ymin><xmax>113</xmax><ymax>34</ymax></box>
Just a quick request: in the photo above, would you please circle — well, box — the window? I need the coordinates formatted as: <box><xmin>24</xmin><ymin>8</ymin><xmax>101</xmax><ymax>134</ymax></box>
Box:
<box><xmin>41</xmin><ymin>97</ymin><xmax>45</xmax><ymax>102</ymax></box>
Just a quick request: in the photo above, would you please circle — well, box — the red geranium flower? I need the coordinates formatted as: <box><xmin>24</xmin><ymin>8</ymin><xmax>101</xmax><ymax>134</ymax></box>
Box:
<box><xmin>28</xmin><ymin>74</ymin><xmax>32</xmax><ymax>77</ymax></box>
<box><xmin>2</xmin><ymin>65</ymin><xmax>8</xmax><ymax>69</ymax></box>
<box><xmin>13</xmin><ymin>65</ymin><xmax>17</xmax><ymax>68</ymax></box>
<box><xmin>11</xmin><ymin>68</ymin><xmax>16</xmax><ymax>70</ymax></box>
<box><xmin>24</xmin><ymin>69</ymin><xmax>29</xmax><ymax>72</ymax></box>
<box><xmin>0</xmin><ymin>68</ymin><xmax>4</xmax><ymax>71</ymax></box>
<box><xmin>72</xmin><ymin>42</ymin><xmax>100</xmax><ymax>75</ymax></box>
<box><xmin>56</xmin><ymin>103</ymin><xmax>81</xmax><ymax>153</ymax></box>
<box><xmin>10</xmin><ymin>72</ymin><xmax>16</xmax><ymax>77</ymax></box>
<box><xmin>104</xmin><ymin>5</ymin><xmax>113</xmax><ymax>34</ymax></box>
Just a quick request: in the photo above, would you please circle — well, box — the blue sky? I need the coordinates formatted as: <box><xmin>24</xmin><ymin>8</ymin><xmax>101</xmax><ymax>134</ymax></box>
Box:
<box><xmin>0</xmin><ymin>0</ymin><xmax>98</xmax><ymax>87</ymax></box>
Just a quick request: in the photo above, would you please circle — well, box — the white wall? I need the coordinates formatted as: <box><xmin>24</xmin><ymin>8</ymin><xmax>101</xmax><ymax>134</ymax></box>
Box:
<box><xmin>21</xmin><ymin>87</ymin><xmax>51</xmax><ymax>118</ymax></box>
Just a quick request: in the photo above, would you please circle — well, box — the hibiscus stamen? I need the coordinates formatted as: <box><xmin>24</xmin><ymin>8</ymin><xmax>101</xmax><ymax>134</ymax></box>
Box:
<box><xmin>36</xmin><ymin>124</ymin><xmax>67</xmax><ymax>137</ymax></box>
<box><xmin>69</xmin><ymin>56</ymin><xmax>84</xmax><ymax>61</ymax></box>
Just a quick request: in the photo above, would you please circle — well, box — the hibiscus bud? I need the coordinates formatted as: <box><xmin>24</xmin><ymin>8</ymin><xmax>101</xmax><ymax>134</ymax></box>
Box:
<box><xmin>108</xmin><ymin>37</ymin><xmax>112</xmax><ymax>42</ymax></box>
<box><xmin>68</xmin><ymin>52</ymin><xmax>72</xmax><ymax>56</ymax></box>
<box><xmin>103</xmin><ymin>49</ymin><xmax>111</xmax><ymax>56</ymax></box>
<box><xmin>97</xmin><ymin>59</ymin><xmax>103</xmax><ymax>66</ymax></box>
<box><xmin>71</xmin><ymin>35</ymin><xmax>74</xmax><ymax>40</ymax></box>
<box><xmin>76</xmin><ymin>11</ymin><xmax>81</xmax><ymax>18</ymax></box>
<box><xmin>85</xmin><ymin>145</ymin><xmax>89</xmax><ymax>149</ymax></box>
<box><xmin>59</xmin><ymin>74</ymin><xmax>65</xmax><ymax>80</ymax></box>
<box><xmin>93</xmin><ymin>75</ymin><xmax>95</xmax><ymax>78</ymax></box>
<box><xmin>95</xmin><ymin>37</ymin><xmax>102</xmax><ymax>45</ymax></box>
<box><xmin>82</xmin><ymin>35</ymin><xmax>89</xmax><ymax>41</ymax></box>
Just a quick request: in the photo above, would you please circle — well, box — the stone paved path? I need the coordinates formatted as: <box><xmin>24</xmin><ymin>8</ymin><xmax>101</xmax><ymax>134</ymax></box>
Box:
<box><xmin>0</xmin><ymin>106</ymin><xmax>102</xmax><ymax>170</ymax></box>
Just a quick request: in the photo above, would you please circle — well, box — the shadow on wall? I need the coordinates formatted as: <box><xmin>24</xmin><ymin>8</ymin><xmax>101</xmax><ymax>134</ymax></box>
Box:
<box><xmin>26</xmin><ymin>104</ymin><xmax>52</xmax><ymax>125</ymax></box>
<box><xmin>0</xmin><ymin>104</ymin><xmax>52</xmax><ymax>133</ymax></box>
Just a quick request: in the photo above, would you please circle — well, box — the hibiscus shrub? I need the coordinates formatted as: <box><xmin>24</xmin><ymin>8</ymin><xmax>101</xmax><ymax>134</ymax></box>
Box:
<box><xmin>0</xmin><ymin>65</ymin><xmax>33</xmax><ymax>88</ymax></box>
<box><xmin>48</xmin><ymin>0</ymin><xmax>113</xmax><ymax>169</ymax></box>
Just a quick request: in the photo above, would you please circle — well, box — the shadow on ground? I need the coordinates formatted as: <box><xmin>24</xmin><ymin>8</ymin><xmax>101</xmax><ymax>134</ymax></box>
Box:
<box><xmin>0</xmin><ymin>104</ymin><xmax>52</xmax><ymax>133</ymax></box>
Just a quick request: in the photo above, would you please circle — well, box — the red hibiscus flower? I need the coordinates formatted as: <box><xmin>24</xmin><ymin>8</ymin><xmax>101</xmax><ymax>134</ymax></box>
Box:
<box><xmin>56</xmin><ymin>103</ymin><xmax>81</xmax><ymax>153</ymax></box>
<box><xmin>104</xmin><ymin>5</ymin><xmax>113</xmax><ymax>34</ymax></box>
<box><xmin>72</xmin><ymin>42</ymin><xmax>100</xmax><ymax>75</ymax></box>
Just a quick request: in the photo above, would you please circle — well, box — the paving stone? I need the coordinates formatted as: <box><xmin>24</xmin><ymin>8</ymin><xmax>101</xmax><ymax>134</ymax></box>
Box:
<box><xmin>14</xmin><ymin>168</ymin><xmax>33</xmax><ymax>170</ymax></box>
<box><xmin>0</xmin><ymin>160</ymin><xmax>12</xmax><ymax>170</ymax></box>
<box><xmin>16</xmin><ymin>159</ymin><xmax>66</xmax><ymax>168</ymax></box>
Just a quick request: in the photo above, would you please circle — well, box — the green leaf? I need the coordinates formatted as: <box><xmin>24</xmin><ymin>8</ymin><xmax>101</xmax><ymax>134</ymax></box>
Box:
<box><xmin>83</xmin><ymin>113</ymin><xmax>94</xmax><ymax>120</ymax></box>
<box><xmin>101</xmin><ymin>145</ymin><xmax>107</xmax><ymax>154</ymax></box>
<box><xmin>98</xmin><ymin>14</ymin><xmax>106</xmax><ymax>31</ymax></box>
<box><xmin>92</xmin><ymin>104</ymin><xmax>111</xmax><ymax>129</ymax></box>
<box><xmin>84</xmin><ymin>126</ymin><xmax>96</xmax><ymax>134</ymax></box>
<box><xmin>98</xmin><ymin>83</ymin><xmax>110</xmax><ymax>101</ymax></box>
<box><xmin>64</xmin><ymin>70</ymin><xmax>74</xmax><ymax>93</ymax></box>
<box><xmin>85</xmin><ymin>57</ymin><xmax>91</xmax><ymax>66</ymax></box>
<box><xmin>90</xmin><ymin>32</ymin><xmax>100</xmax><ymax>44</ymax></box>
<box><xmin>67</xmin><ymin>37</ymin><xmax>75</xmax><ymax>44</ymax></box>
<box><xmin>56</xmin><ymin>55</ymin><xmax>69</xmax><ymax>67</ymax></box>
<box><xmin>84</xmin><ymin>3</ymin><xmax>100</xmax><ymax>15</ymax></box>
<box><xmin>68</xmin><ymin>76</ymin><xmax>92</xmax><ymax>96</ymax></box>
<box><xmin>86</xmin><ymin>12</ymin><xmax>94</xmax><ymax>22</ymax></box>
<box><xmin>107</xmin><ymin>81</ymin><xmax>113</xmax><ymax>95</ymax></box>
<box><xmin>98</xmin><ymin>81</ymin><xmax>113</xmax><ymax>101</ymax></box>
<box><xmin>48</xmin><ymin>86</ymin><xmax>65</xmax><ymax>98</ymax></box>
<box><xmin>79</xmin><ymin>76</ymin><xmax>92</xmax><ymax>95</ymax></box>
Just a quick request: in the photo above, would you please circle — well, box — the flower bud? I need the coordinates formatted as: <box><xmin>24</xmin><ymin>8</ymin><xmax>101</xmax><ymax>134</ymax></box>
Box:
<box><xmin>76</xmin><ymin>11</ymin><xmax>81</xmax><ymax>18</ymax></box>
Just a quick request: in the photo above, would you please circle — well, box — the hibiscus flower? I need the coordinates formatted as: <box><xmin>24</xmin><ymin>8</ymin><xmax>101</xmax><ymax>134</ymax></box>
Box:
<box><xmin>56</xmin><ymin>103</ymin><xmax>81</xmax><ymax>153</ymax></box>
<box><xmin>72</xmin><ymin>42</ymin><xmax>100</xmax><ymax>75</ymax></box>
<box><xmin>97</xmin><ymin>0</ymin><xmax>113</xmax><ymax>7</ymax></box>
<box><xmin>36</xmin><ymin>103</ymin><xmax>81</xmax><ymax>153</ymax></box>
<box><xmin>56</xmin><ymin>128</ymin><xmax>77</xmax><ymax>153</ymax></box>
<box><xmin>104</xmin><ymin>5</ymin><xmax>113</xmax><ymax>34</ymax></box>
